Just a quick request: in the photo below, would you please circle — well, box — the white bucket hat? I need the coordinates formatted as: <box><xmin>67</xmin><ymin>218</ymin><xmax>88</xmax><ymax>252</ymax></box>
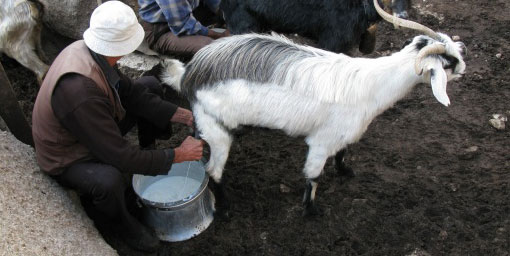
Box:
<box><xmin>83</xmin><ymin>1</ymin><xmax>144</xmax><ymax>57</ymax></box>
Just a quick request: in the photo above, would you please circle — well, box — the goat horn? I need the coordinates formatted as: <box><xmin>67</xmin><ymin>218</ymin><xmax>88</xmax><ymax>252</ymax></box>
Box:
<box><xmin>414</xmin><ymin>44</ymin><xmax>447</xmax><ymax>75</ymax></box>
<box><xmin>373</xmin><ymin>0</ymin><xmax>441</xmax><ymax>40</ymax></box>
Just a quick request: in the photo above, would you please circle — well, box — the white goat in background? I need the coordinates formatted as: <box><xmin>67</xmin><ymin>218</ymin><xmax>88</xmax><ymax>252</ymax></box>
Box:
<box><xmin>0</xmin><ymin>0</ymin><xmax>48</xmax><ymax>83</ymax></box>
<box><xmin>162</xmin><ymin>0</ymin><xmax>466</xmax><ymax>216</ymax></box>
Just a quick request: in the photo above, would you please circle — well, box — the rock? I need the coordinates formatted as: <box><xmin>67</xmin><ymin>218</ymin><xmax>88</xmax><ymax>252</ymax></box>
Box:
<box><xmin>489</xmin><ymin>119</ymin><xmax>505</xmax><ymax>130</ymax></box>
<box><xmin>492</xmin><ymin>114</ymin><xmax>508</xmax><ymax>122</ymax></box>
<box><xmin>407</xmin><ymin>248</ymin><xmax>432</xmax><ymax>256</ymax></box>
<box><xmin>0</xmin><ymin>116</ymin><xmax>7</xmax><ymax>131</ymax></box>
<box><xmin>496</xmin><ymin>53</ymin><xmax>502</xmax><ymax>59</ymax></box>
<box><xmin>279</xmin><ymin>184</ymin><xmax>291</xmax><ymax>193</ymax></box>
<box><xmin>465</xmin><ymin>146</ymin><xmax>479</xmax><ymax>152</ymax></box>
<box><xmin>352</xmin><ymin>198</ymin><xmax>368</xmax><ymax>206</ymax></box>
<box><xmin>459</xmin><ymin>145</ymin><xmax>479</xmax><ymax>160</ymax></box>
<box><xmin>452</xmin><ymin>35</ymin><xmax>461</xmax><ymax>41</ymax></box>
<box><xmin>39</xmin><ymin>0</ymin><xmax>138</xmax><ymax>40</ymax></box>
<box><xmin>489</xmin><ymin>114</ymin><xmax>507</xmax><ymax>130</ymax></box>
<box><xmin>117</xmin><ymin>52</ymin><xmax>162</xmax><ymax>80</ymax></box>
<box><xmin>0</xmin><ymin>131</ymin><xmax>117</xmax><ymax>255</ymax></box>
<box><xmin>439</xmin><ymin>230</ymin><xmax>448</xmax><ymax>240</ymax></box>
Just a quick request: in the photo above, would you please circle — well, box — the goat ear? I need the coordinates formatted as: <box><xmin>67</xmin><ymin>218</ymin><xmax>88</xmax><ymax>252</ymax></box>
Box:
<box><xmin>428</xmin><ymin>64</ymin><xmax>450</xmax><ymax>106</ymax></box>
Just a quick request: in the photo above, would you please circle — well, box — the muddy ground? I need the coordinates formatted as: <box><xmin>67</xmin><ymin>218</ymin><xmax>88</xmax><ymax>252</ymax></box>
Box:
<box><xmin>2</xmin><ymin>0</ymin><xmax>509</xmax><ymax>255</ymax></box>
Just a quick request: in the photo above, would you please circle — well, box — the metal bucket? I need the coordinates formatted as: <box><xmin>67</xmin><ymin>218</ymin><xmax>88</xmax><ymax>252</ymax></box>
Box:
<box><xmin>132</xmin><ymin>160</ymin><xmax>215</xmax><ymax>242</ymax></box>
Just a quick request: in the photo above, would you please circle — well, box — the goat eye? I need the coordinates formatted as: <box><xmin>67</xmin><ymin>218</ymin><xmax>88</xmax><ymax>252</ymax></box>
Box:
<box><xmin>401</xmin><ymin>39</ymin><xmax>412</xmax><ymax>49</ymax></box>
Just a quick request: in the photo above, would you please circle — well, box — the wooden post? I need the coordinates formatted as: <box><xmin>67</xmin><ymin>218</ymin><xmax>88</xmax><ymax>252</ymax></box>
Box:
<box><xmin>0</xmin><ymin>62</ymin><xmax>34</xmax><ymax>147</ymax></box>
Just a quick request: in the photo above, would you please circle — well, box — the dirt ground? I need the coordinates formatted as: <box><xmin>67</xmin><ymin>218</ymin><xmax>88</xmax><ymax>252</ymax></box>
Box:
<box><xmin>2</xmin><ymin>0</ymin><xmax>509</xmax><ymax>255</ymax></box>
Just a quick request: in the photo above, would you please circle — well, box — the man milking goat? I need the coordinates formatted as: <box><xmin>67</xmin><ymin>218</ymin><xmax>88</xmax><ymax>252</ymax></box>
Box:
<box><xmin>32</xmin><ymin>1</ymin><xmax>204</xmax><ymax>252</ymax></box>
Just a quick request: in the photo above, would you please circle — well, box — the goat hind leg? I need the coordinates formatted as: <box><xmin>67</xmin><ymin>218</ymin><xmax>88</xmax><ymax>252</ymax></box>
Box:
<box><xmin>334</xmin><ymin>148</ymin><xmax>355</xmax><ymax>177</ymax></box>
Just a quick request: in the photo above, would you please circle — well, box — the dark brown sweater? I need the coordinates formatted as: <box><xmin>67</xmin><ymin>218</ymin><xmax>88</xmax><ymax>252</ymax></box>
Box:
<box><xmin>50</xmin><ymin>71</ymin><xmax>178</xmax><ymax>175</ymax></box>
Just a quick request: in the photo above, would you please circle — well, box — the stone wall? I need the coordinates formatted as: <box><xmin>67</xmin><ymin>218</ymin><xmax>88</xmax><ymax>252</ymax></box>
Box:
<box><xmin>0</xmin><ymin>131</ymin><xmax>117</xmax><ymax>255</ymax></box>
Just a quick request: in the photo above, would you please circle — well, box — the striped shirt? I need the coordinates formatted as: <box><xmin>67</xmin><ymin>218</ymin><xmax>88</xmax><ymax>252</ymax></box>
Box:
<box><xmin>138</xmin><ymin>0</ymin><xmax>220</xmax><ymax>36</ymax></box>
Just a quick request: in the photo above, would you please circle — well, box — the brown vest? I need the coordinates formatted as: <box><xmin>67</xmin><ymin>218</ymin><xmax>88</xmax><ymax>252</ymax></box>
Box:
<box><xmin>32</xmin><ymin>40</ymin><xmax>124</xmax><ymax>175</ymax></box>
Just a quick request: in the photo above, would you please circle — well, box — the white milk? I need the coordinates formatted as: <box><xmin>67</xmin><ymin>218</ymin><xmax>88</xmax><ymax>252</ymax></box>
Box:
<box><xmin>142</xmin><ymin>176</ymin><xmax>202</xmax><ymax>203</ymax></box>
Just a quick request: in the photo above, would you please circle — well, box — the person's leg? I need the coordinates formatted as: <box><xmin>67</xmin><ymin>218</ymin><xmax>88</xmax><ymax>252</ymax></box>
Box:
<box><xmin>140</xmin><ymin>20</ymin><xmax>213</xmax><ymax>60</ymax></box>
<box><xmin>55</xmin><ymin>161</ymin><xmax>160</xmax><ymax>252</ymax></box>
<box><xmin>154</xmin><ymin>32</ymin><xmax>213</xmax><ymax>60</ymax></box>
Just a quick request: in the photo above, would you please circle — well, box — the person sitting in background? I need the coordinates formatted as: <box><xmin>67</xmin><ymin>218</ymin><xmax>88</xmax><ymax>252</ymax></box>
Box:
<box><xmin>31</xmin><ymin>1</ymin><xmax>204</xmax><ymax>252</ymax></box>
<box><xmin>138</xmin><ymin>0</ymin><xmax>229</xmax><ymax>60</ymax></box>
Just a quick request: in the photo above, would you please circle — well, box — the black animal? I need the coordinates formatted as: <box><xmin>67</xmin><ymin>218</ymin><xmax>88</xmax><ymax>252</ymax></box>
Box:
<box><xmin>220</xmin><ymin>0</ymin><xmax>411</xmax><ymax>54</ymax></box>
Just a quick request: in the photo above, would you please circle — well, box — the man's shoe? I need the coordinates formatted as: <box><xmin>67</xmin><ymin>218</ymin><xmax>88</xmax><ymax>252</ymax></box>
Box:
<box><xmin>116</xmin><ymin>221</ymin><xmax>160</xmax><ymax>252</ymax></box>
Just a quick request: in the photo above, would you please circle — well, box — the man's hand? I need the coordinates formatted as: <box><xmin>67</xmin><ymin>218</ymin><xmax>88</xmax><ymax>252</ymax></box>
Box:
<box><xmin>207</xmin><ymin>28</ymin><xmax>230</xmax><ymax>39</ymax></box>
<box><xmin>171</xmin><ymin>107</ymin><xmax>193</xmax><ymax>127</ymax></box>
<box><xmin>173</xmin><ymin>136</ymin><xmax>205</xmax><ymax>163</ymax></box>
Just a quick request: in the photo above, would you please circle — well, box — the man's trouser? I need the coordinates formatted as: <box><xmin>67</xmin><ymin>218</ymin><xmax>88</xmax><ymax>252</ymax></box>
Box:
<box><xmin>141</xmin><ymin>20</ymin><xmax>213</xmax><ymax>61</ymax></box>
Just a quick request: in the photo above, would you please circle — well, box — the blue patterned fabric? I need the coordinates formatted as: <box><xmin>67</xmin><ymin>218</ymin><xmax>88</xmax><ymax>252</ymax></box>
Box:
<box><xmin>138</xmin><ymin>0</ymin><xmax>220</xmax><ymax>36</ymax></box>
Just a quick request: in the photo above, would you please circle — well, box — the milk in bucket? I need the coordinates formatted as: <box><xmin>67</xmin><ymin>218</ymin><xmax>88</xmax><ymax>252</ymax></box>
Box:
<box><xmin>132</xmin><ymin>160</ymin><xmax>215</xmax><ymax>242</ymax></box>
<box><xmin>142</xmin><ymin>176</ymin><xmax>201</xmax><ymax>202</ymax></box>
<box><xmin>140</xmin><ymin>160</ymin><xmax>204</xmax><ymax>203</ymax></box>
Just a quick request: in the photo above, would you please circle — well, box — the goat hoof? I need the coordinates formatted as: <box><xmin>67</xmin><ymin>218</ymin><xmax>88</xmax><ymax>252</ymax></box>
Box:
<box><xmin>336</xmin><ymin>165</ymin><xmax>356</xmax><ymax>177</ymax></box>
<box><xmin>214</xmin><ymin>208</ymin><xmax>232</xmax><ymax>222</ymax></box>
<box><xmin>303</xmin><ymin>203</ymin><xmax>323</xmax><ymax>217</ymax></box>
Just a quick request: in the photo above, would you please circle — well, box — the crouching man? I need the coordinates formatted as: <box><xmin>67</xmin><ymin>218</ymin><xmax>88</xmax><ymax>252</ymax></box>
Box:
<box><xmin>31</xmin><ymin>1</ymin><xmax>203</xmax><ymax>252</ymax></box>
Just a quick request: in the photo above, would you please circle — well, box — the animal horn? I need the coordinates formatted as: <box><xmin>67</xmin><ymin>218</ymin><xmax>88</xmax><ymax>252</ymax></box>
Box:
<box><xmin>414</xmin><ymin>43</ymin><xmax>447</xmax><ymax>75</ymax></box>
<box><xmin>373</xmin><ymin>0</ymin><xmax>441</xmax><ymax>40</ymax></box>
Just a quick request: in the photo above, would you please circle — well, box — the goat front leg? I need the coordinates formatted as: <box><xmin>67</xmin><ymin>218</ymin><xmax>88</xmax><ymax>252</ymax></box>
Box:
<box><xmin>334</xmin><ymin>148</ymin><xmax>355</xmax><ymax>177</ymax></box>
<box><xmin>302</xmin><ymin>147</ymin><xmax>328</xmax><ymax>216</ymax></box>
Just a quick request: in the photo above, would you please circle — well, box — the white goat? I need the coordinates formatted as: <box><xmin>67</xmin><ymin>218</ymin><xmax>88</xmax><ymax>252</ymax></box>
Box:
<box><xmin>0</xmin><ymin>0</ymin><xmax>48</xmax><ymax>83</ymax></box>
<box><xmin>162</xmin><ymin>1</ymin><xmax>466</xmax><ymax>216</ymax></box>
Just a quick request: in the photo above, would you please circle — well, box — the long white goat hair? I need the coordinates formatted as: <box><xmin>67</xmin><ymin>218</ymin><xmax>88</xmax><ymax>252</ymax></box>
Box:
<box><xmin>163</xmin><ymin>32</ymin><xmax>465</xmax><ymax>214</ymax></box>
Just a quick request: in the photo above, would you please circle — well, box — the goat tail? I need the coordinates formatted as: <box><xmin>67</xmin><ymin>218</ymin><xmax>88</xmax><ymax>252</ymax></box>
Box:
<box><xmin>160</xmin><ymin>58</ymin><xmax>185</xmax><ymax>93</ymax></box>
